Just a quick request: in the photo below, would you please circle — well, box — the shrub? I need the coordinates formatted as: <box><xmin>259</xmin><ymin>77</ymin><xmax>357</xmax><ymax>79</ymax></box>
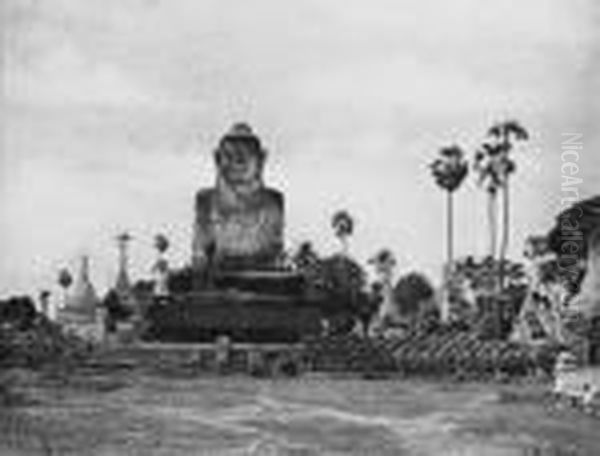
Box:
<box><xmin>304</xmin><ymin>334</ymin><xmax>396</xmax><ymax>374</ymax></box>
<box><xmin>531</xmin><ymin>342</ymin><xmax>563</xmax><ymax>376</ymax></box>
<box><xmin>0</xmin><ymin>317</ymin><xmax>90</xmax><ymax>369</ymax></box>
<box><xmin>393</xmin><ymin>272</ymin><xmax>434</xmax><ymax>317</ymax></box>
<box><xmin>391</xmin><ymin>327</ymin><xmax>537</xmax><ymax>380</ymax></box>
<box><xmin>0</xmin><ymin>296</ymin><xmax>37</xmax><ymax>331</ymax></box>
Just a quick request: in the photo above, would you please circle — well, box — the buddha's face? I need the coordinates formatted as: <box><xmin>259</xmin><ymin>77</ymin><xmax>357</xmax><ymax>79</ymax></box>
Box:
<box><xmin>217</xmin><ymin>140</ymin><xmax>263</xmax><ymax>186</ymax></box>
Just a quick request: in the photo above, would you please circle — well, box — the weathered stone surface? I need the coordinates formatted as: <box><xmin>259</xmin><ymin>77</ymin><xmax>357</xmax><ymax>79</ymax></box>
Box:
<box><xmin>192</xmin><ymin>123</ymin><xmax>284</xmax><ymax>272</ymax></box>
<box><xmin>60</xmin><ymin>256</ymin><xmax>98</xmax><ymax>322</ymax></box>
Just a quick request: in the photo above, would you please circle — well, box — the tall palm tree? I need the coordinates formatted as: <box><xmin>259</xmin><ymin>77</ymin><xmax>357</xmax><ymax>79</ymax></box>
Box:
<box><xmin>474</xmin><ymin>142</ymin><xmax>504</xmax><ymax>263</ymax></box>
<box><xmin>487</xmin><ymin>120</ymin><xmax>528</xmax><ymax>290</ymax></box>
<box><xmin>331</xmin><ymin>210</ymin><xmax>354</xmax><ymax>256</ymax></box>
<box><xmin>430</xmin><ymin>145</ymin><xmax>468</xmax><ymax>321</ymax></box>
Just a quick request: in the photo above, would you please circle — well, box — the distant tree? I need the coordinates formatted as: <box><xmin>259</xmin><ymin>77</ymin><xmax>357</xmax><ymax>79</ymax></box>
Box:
<box><xmin>293</xmin><ymin>241</ymin><xmax>320</xmax><ymax>271</ymax></box>
<box><xmin>132</xmin><ymin>280</ymin><xmax>155</xmax><ymax>296</ymax></box>
<box><xmin>487</xmin><ymin>120</ymin><xmax>529</xmax><ymax>289</ymax></box>
<box><xmin>102</xmin><ymin>289</ymin><xmax>132</xmax><ymax>330</ymax></box>
<box><xmin>393</xmin><ymin>272</ymin><xmax>435</xmax><ymax>318</ymax></box>
<box><xmin>0</xmin><ymin>296</ymin><xmax>37</xmax><ymax>330</ymax></box>
<box><xmin>355</xmin><ymin>282</ymin><xmax>384</xmax><ymax>337</ymax></box>
<box><xmin>547</xmin><ymin>196</ymin><xmax>600</xmax><ymax>258</ymax></box>
<box><xmin>167</xmin><ymin>265</ymin><xmax>194</xmax><ymax>294</ymax></box>
<box><xmin>369</xmin><ymin>249</ymin><xmax>397</xmax><ymax>284</ymax></box>
<box><xmin>368</xmin><ymin>249</ymin><xmax>397</xmax><ymax>322</ymax></box>
<box><xmin>430</xmin><ymin>145</ymin><xmax>468</xmax><ymax>321</ymax></box>
<box><xmin>292</xmin><ymin>241</ymin><xmax>324</xmax><ymax>293</ymax></box>
<box><xmin>154</xmin><ymin>233</ymin><xmax>169</xmax><ymax>254</ymax></box>
<box><xmin>331</xmin><ymin>210</ymin><xmax>355</xmax><ymax>256</ymax></box>
<box><xmin>547</xmin><ymin>196</ymin><xmax>600</xmax><ymax>295</ymax></box>
<box><xmin>319</xmin><ymin>254</ymin><xmax>366</xmax><ymax>315</ymax></box>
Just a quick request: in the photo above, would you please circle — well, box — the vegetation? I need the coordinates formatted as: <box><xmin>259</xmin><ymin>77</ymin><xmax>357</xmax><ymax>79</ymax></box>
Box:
<box><xmin>393</xmin><ymin>272</ymin><xmax>435</xmax><ymax>317</ymax></box>
<box><xmin>304</xmin><ymin>333</ymin><xmax>396</xmax><ymax>375</ymax></box>
<box><xmin>101</xmin><ymin>290</ymin><xmax>132</xmax><ymax>331</ymax></box>
<box><xmin>57</xmin><ymin>268</ymin><xmax>73</xmax><ymax>305</ymax></box>
<box><xmin>292</xmin><ymin>241</ymin><xmax>322</xmax><ymax>286</ymax></box>
<box><xmin>0</xmin><ymin>296</ymin><xmax>37</xmax><ymax>331</ymax></box>
<box><xmin>293</xmin><ymin>241</ymin><xmax>372</xmax><ymax>334</ymax></box>
<box><xmin>154</xmin><ymin>233</ymin><xmax>170</xmax><ymax>254</ymax></box>
<box><xmin>331</xmin><ymin>210</ymin><xmax>354</xmax><ymax>256</ymax></box>
<box><xmin>0</xmin><ymin>296</ymin><xmax>90</xmax><ymax>370</ymax></box>
<box><xmin>369</xmin><ymin>249</ymin><xmax>396</xmax><ymax>298</ymax></box>
<box><xmin>429</xmin><ymin>145</ymin><xmax>469</xmax><ymax>321</ymax></box>
<box><xmin>319</xmin><ymin>254</ymin><xmax>367</xmax><ymax>317</ymax></box>
<box><xmin>390</xmin><ymin>326</ymin><xmax>537</xmax><ymax>379</ymax></box>
<box><xmin>356</xmin><ymin>283</ymin><xmax>383</xmax><ymax>337</ymax></box>
<box><xmin>474</xmin><ymin>121</ymin><xmax>529</xmax><ymax>290</ymax></box>
<box><xmin>547</xmin><ymin>196</ymin><xmax>600</xmax><ymax>298</ymax></box>
<box><xmin>167</xmin><ymin>265</ymin><xmax>194</xmax><ymax>294</ymax></box>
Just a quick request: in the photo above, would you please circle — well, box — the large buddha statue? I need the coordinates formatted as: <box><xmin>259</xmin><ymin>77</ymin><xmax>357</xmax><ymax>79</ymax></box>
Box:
<box><xmin>192</xmin><ymin>123</ymin><xmax>284</xmax><ymax>273</ymax></box>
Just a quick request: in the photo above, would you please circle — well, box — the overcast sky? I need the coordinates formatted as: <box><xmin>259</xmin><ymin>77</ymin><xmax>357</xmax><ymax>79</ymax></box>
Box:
<box><xmin>1</xmin><ymin>0</ymin><xmax>598</xmax><ymax>298</ymax></box>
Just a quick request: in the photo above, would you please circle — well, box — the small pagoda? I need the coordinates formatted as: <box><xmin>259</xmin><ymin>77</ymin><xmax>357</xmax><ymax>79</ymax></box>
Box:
<box><xmin>57</xmin><ymin>256</ymin><xmax>104</xmax><ymax>341</ymax></box>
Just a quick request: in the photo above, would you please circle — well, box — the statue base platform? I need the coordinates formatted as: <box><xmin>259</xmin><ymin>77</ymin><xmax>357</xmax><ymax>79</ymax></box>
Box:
<box><xmin>143</xmin><ymin>269</ymin><xmax>326</xmax><ymax>343</ymax></box>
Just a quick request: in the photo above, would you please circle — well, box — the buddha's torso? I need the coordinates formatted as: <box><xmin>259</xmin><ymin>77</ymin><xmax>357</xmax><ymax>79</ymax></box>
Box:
<box><xmin>193</xmin><ymin>184</ymin><xmax>284</xmax><ymax>270</ymax></box>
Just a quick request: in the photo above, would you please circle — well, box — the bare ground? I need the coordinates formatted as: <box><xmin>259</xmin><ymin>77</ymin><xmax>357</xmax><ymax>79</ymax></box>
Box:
<box><xmin>1</xmin><ymin>369</ymin><xmax>599</xmax><ymax>456</ymax></box>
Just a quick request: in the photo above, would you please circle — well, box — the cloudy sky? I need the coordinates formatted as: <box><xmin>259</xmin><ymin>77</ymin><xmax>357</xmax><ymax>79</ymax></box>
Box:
<box><xmin>1</xmin><ymin>0</ymin><xmax>598</xmax><ymax>298</ymax></box>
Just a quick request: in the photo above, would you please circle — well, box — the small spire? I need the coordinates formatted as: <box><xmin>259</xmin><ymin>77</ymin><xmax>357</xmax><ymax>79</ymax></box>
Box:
<box><xmin>115</xmin><ymin>232</ymin><xmax>132</xmax><ymax>297</ymax></box>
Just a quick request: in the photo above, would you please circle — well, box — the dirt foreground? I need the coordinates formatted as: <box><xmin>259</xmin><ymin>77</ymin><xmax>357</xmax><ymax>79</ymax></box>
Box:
<box><xmin>1</xmin><ymin>369</ymin><xmax>599</xmax><ymax>455</ymax></box>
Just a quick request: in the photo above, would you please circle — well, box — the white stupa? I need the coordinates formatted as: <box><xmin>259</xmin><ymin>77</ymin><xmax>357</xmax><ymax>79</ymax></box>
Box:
<box><xmin>61</xmin><ymin>255</ymin><xmax>99</xmax><ymax>323</ymax></box>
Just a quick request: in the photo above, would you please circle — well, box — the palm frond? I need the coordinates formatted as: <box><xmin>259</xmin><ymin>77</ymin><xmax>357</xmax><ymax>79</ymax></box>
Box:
<box><xmin>430</xmin><ymin>145</ymin><xmax>469</xmax><ymax>192</ymax></box>
<box><xmin>332</xmin><ymin>210</ymin><xmax>354</xmax><ymax>236</ymax></box>
<box><xmin>505</xmin><ymin>120</ymin><xmax>529</xmax><ymax>140</ymax></box>
<box><xmin>488</xmin><ymin>124</ymin><xmax>502</xmax><ymax>138</ymax></box>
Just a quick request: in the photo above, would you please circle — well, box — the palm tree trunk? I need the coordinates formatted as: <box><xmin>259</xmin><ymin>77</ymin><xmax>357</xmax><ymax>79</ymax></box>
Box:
<box><xmin>341</xmin><ymin>237</ymin><xmax>349</xmax><ymax>257</ymax></box>
<box><xmin>61</xmin><ymin>288</ymin><xmax>68</xmax><ymax>309</ymax></box>
<box><xmin>379</xmin><ymin>273</ymin><xmax>394</xmax><ymax>321</ymax></box>
<box><xmin>499</xmin><ymin>180</ymin><xmax>510</xmax><ymax>291</ymax></box>
<box><xmin>442</xmin><ymin>191</ymin><xmax>454</xmax><ymax>323</ymax></box>
<box><xmin>447</xmin><ymin>191</ymin><xmax>454</xmax><ymax>270</ymax></box>
<box><xmin>487</xmin><ymin>192</ymin><xmax>498</xmax><ymax>259</ymax></box>
<box><xmin>486</xmin><ymin>191</ymin><xmax>499</xmax><ymax>294</ymax></box>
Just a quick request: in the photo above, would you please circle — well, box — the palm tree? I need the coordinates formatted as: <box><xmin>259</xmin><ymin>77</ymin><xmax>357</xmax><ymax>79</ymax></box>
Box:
<box><xmin>430</xmin><ymin>145</ymin><xmax>468</xmax><ymax>321</ymax></box>
<box><xmin>474</xmin><ymin>142</ymin><xmax>504</xmax><ymax>263</ymax></box>
<box><xmin>153</xmin><ymin>234</ymin><xmax>170</xmax><ymax>297</ymax></box>
<box><xmin>331</xmin><ymin>210</ymin><xmax>354</xmax><ymax>256</ymax></box>
<box><xmin>154</xmin><ymin>233</ymin><xmax>169</xmax><ymax>255</ymax></box>
<box><xmin>487</xmin><ymin>120</ymin><xmax>528</xmax><ymax>289</ymax></box>
<box><xmin>57</xmin><ymin>268</ymin><xmax>73</xmax><ymax>308</ymax></box>
<box><xmin>369</xmin><ymin>249</ymin><xmax>396</xmax><ymax>288</ymax></box>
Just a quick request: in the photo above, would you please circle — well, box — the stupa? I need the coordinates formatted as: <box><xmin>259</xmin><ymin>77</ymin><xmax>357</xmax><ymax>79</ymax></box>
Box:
<box><xmin>144</xmin><ymin>124</ymin><xmax>324</xmax><ymax>342</ymax></box>
<box><xmin>59</xmin><ymin>256</ymin><xmax>99</xmax><ymax>322</ymax></box>
<box><xmin>57</xmin><ymin>256</ymin><xmax>105</xmax><ymax>342</ymax></box>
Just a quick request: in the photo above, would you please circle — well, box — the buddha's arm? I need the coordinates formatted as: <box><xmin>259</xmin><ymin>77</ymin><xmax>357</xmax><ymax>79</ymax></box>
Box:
<box><xmin>192</xmin><ymin>191</ymin><xmax>214</xmax><ymax>268</ymax></box>
<box><xmin>262</xmin><ymin>194</ymin><xmax>284</xmax><ymax>257</ymax></box>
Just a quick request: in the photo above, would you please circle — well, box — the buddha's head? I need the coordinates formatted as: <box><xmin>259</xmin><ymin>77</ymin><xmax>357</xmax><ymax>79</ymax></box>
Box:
<box><xmin>214</xmin><ymin>123</ymin><xmax>266</xmax><ymax>188</ymax></box>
